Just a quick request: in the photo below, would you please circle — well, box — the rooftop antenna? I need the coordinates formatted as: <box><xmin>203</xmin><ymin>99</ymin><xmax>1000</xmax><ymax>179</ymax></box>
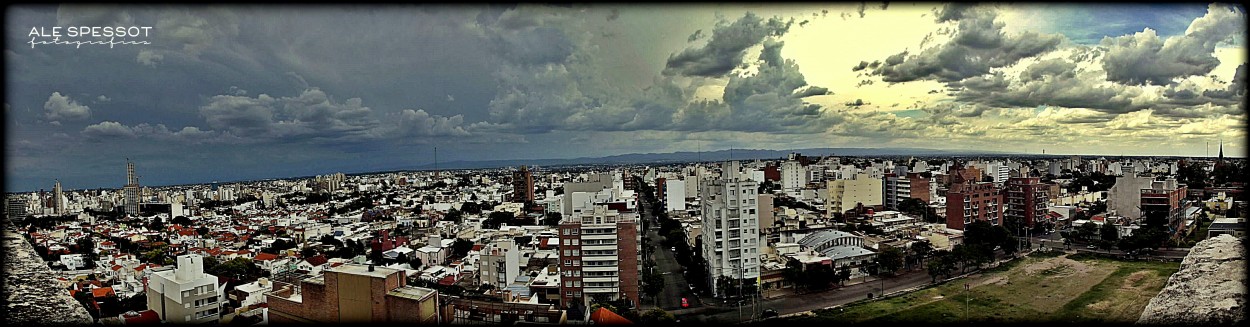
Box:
<box><xmin>434</xmin><ymin>146</ymin><xmax>438</xmax><ymax>176</ymax></box>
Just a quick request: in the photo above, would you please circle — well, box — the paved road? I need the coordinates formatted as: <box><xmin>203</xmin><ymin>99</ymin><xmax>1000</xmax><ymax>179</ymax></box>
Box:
<box><xmin>673</xmin><ymin>266</ymin><xmax>934</xmax><ymax>324</ymax></box>
<box><xmin>639</xmin><ymin>196</ymin><xmax>701</xmax><ymax>311</ymax></box>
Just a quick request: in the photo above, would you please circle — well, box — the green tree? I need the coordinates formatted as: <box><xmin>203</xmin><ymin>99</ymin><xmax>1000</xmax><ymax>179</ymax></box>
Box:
<box><xmin>1078</xmin><ymin>221</ymin><xmax>1099</xmax><ymax>242</ymax></box>
<box><xmin>926</xmin><ymin>252</ymin><xmax>953</xmax><ymax>283</ymax></box>
<box><xmin>1100</xmin><ymin>222</ymin><xmax>1120</xmax><ymax>244</ymax></box>
<box><xmin>543</xmin><ymin>212</ymin><xmax>562</xmax><ymax>226</ymax></box>
<box><xmin>876</xmin><ymin>245</ymin><xmax>904</xmax><ymax>276</ymax></box>
<box><xmin>639</xmin><ymin>308</ymin><xmax>676</xmax><ymax>324</ymax></box>
<box><xmin>641</xmin><ymin>265</ymin><xmax>666</xmax><ymax>303</ymax></box>
<box><xmin>910</xmin><ymin>240</ymin><xmax>934</xmax><ymax>265</ymax></box>
<box><xmin>836</xmin><ymin>265</ymin><xmax>852</xmax><ymax>286</ymax></box>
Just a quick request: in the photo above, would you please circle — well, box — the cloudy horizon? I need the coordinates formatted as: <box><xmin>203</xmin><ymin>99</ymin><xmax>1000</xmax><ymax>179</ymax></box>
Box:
<box><xmin>6</xmin><ymin>3</ymin><xmax>1246</xmax><ymax>192</ymax></box>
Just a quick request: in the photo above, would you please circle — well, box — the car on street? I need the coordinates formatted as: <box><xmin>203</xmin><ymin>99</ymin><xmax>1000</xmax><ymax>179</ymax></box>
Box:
<box><xmin>681</xmin><ymin>298</ymin><xmax>689</xmax><ymax>308</ymax></box>
<box><xmin>1087</xmin><ymin>244</ymin><xmax>1098</xmax><ymax>249</ymax></box>
<box><xmin>760</xmin><ymin>308</ymin><xmax>779</xmax><ymax>319</ymax></box>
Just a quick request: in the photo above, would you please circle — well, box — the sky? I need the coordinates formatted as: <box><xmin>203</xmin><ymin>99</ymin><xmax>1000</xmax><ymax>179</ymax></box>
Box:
<box><xmin>5</xmin><ymin>3</ymin><xmax>1247</xmax><ymax>192</ymax></box>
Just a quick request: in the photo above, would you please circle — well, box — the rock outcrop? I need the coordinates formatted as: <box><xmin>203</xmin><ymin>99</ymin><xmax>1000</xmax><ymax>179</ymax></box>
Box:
<box><xmin>3</xmin><ymin>226</ymin><xmax>94</xmax><ymax>325</ymax></box>
<box><xmin>1138</xmin><ymin>234</ymin><xmax>1245</xmax><ymax>325</ymax></box>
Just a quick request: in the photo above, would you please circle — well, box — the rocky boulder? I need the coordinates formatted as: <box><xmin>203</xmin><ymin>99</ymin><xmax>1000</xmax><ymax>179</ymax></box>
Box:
<box><xmin>1137</xmin><ymin>234</ymin><xmax>1245</xmax><ymax>324</ymax></box>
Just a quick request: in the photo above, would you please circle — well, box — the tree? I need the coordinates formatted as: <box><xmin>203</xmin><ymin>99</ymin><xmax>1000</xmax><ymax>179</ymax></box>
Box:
<box><xmin>926</xmin><ymin>254</ymin><xmax>953</xmax><ymax>283</ymax></box>
<box><xmin>410</xmin><ymin>256</ymin><xmax>424</xmax><ymax>269</ymax></box>
<box><xmin>444</xmin><ymin>208</ymin><xmax>463</xmax><ymax>223</ymax></box>
<box><xmin>196</xmin><ymin>226</ymin><xmax>210</xmax><ymax>236</ymax></box>
<box><xmin>641</xmin><ymin>265</ymin><xmax>666</xmax><ymax>303</ymax></box>
<box><xmin>300</xmin><ymin>246</ymin><xmax>319</xmax><ymax>258</ymax></box>
<box><xmin>911</xmin><ymin>240</ymin><xmax>934</xmax><ymax>265</ymax></box>
<box><xmin>171</xmin><ymin>215</ymin><xmax>192</xmax><ymax>226</ymax></box>
<box><xmin>543</xmin><ymin>212</ymin><xmax>562</xmax><ymax>226</ymax></box>
<box><xmin>876</xmin><ymin>246</ymin><xmax>904</xmax><ymax>276</ymax></box>
<box><xmin>1100</xmin><ymin>222</ymin><xmax>1120</xmax><ymax>245</ymax></box>
<box><xmin>639</xmin><ymin>308</ymin><xmax>676</xmax><ymax>324</ymax></box>
<box><xmin>836</xmin><ymin>265</ymin><xmax>852</xmax><ymax>286</ymax></box>
<box><xmin>783</xmin><ymin>258</ymin><xmax>806</xmax><ymax>292</ymax></box>
<box><xmin>450</xmin><ymin>239</ymin><xmax>474</xmax><ymax>260</ymax></box>
<box><xmin>1078</xmin><ymin>221</ymin><xmax>1099</xmax><ymax>242</ymax></box>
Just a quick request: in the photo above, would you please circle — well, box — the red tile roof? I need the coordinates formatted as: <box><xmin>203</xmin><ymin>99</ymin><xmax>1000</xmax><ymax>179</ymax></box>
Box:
<box><xmin>92</xmin><ymin>287</ymin><xmax>116</xmax><ymax>298</ymax></box>
<box><xmin>305</xmin><ymin>254</ymin><xmax>329</xmax><ymax>267</ymax></box>
<box><xmin>590</xmin><ymin>307</ymin><xmax>633</xmax><ymax>324</ymax></box>
<box><xmin>253</xmin><ymin>252</ymin><xmax>279</xmax><ymax>261</ymax></box>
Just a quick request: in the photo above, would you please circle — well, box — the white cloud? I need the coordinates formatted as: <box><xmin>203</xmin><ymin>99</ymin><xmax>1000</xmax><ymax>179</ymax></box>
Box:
<box><xmin>43</xmin><ymin>92</ymin><xmax>91</xmax><ymax>122</ymax></box>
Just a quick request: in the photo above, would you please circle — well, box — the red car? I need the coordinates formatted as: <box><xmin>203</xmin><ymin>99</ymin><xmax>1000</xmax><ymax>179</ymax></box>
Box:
<box><xmin>681</xmin><ymin>298</ymin><xmax>689</xmax><ymax>308</ymax></box>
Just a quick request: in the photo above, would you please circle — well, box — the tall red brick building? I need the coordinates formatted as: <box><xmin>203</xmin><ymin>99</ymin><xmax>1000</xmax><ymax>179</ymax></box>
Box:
<box><xmin>945</xmin><ymin>182</ymin><xmax>1004</xmax><ymax>230</ymax></box>
<box><xmin>1005</xmin><ymin>177</ymin><xmax>1049</xmax><ymax>228</ymax></box>
<box><xmin>512</xmin><ymin>166</ymin><xmax>535</xmax><ymax>203</ymax></box>
<box><xmin>556</xmin><ymin>206</ymin><xmax>640</xmax><ymax>312</ymax></box>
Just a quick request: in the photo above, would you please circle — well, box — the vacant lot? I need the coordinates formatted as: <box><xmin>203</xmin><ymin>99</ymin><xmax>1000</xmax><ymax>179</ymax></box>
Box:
<box><xmin>792</xmin><ymin>253</ymin><xmax>1180</xmax><ymax>323</ymax></box>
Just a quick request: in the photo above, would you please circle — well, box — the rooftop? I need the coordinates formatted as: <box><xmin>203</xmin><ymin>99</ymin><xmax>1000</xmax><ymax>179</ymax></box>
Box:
<box><xmin>329</xmin><ymin>263</ymin><xmax>403</xmax><ymax>278</ymax></box>
<box><xmin>387</xmin><ymin>286</ymin><xmax>436</xmax><ymax>301</ymax></box>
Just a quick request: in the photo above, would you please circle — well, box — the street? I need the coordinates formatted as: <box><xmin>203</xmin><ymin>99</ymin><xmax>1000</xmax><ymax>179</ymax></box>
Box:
<box><xmin>639</xmin><ymin>196</ymin><xmax>702</xmax><ymax>311</ymax></box>
<box><xmin>672</xmin><ymin>265</ymin><xmax>934</xmax><ymax>323</ymax></box>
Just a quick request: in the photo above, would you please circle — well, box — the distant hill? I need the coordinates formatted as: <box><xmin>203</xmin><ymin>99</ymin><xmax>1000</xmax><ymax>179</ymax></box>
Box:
<box><xmin>390</xmin><ymin>147</ymin><xmax>1020</xmax><ymax>172</ymax></box>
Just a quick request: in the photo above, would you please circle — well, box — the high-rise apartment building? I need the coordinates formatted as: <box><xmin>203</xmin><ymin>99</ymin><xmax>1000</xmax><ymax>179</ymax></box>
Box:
<box><xmin>945</xmin><ymin>181</ymin><xmax>1004</xmax><ymax>230</ymax></box>
<box><xmin>700</xmin><ymin>161</ymin><xmax>760</xmax><ymax>298</ymax></box>
<box><xmin>1005</xmin><ymin>177</ymin><xmax>1048</xmax><ymax>228</ymax></box>
<box><xmin>6</xmin><ymin>197</ymin><xmax>28</xmax><ymax>219</ymax></box>
<box><xmin>826</xmin><ymin>173</ymin><xmax>884</xmax><ymax>218</ymax></box>
<box><xmin>124</xmin><ymin>160</ymin><xmax>140</xmax><ymax>216</ymax></box>
<box><xmin>512</xmin><ymin>166</ymin><xmax>535</xmax><ymax>203</ymax></box>
<box><xmin>52</xmin><ymin>180</ymin><xmax>65</xmax><ymax>215</ymax></box>
<box><xmin>780</xmin><ymin>160</ymin><xmax>805</xmax><ymax>197</ymax></box>
<box><xmin>556</xmin><ymin>205</ymin><xmax>640</xmax><ymax>310</ymax></box>
<box><xmin>147</xmin><ymin>254</ymin><xmax>222</xmax><ymax>324</ymax></box>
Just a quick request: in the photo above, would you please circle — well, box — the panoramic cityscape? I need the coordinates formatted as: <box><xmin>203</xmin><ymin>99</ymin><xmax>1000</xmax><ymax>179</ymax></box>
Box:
<box><xmin>4</xmin><ymin>3</ymin><xmax>1246</xmax><ymax>325</ymax></box>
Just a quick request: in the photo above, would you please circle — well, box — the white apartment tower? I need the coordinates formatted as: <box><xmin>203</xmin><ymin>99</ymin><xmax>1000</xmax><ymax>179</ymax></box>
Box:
<box><xmin>700</xmin><ymin>161</ymin><xmax>761</xmax><ymax>298</ymax></box>
<box><xmin>147</xmin><ymin>254</ymin><xmax>223</xmax><ymax>324</ymax></box>
<box><xmin>781</xmin><ymin>160</ymin><xmax>805</xmax><ymax>197</ymax></box>
<box><xmin>52</xmin><ymin>180</ymin><xmax>65</xmax><ymax>215</ymax></box>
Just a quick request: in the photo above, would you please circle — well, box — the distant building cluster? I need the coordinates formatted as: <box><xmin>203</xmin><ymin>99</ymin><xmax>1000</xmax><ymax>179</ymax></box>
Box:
<box><xmin>4</xmin><ymin>149</ymin><xmax>1245</xmax><ymax>324</ymax></box>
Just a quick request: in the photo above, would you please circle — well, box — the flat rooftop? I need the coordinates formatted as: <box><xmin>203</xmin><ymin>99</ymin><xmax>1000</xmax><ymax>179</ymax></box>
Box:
<box><xmin>329</xmin><ymin>263</ymin><xmax>402</xmax><ymax>279</ymax></box>
<box><xmin>388</xmin><ymin>286</ymin><xmax>436</xmax><ymax>301</ymax></box>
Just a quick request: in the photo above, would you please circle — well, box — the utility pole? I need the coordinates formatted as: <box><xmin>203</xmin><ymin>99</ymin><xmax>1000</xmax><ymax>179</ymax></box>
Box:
<box><xmin>965</xmin><ymin>283</ymin><xmax>970</xmax><ymax>322</ymax></box>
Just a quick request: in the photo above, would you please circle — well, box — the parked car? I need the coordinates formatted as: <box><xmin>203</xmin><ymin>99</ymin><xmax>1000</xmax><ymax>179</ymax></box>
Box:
<box><xmin>1087</xmin><ymin>244</ymin><xmax>1098</xmax><ymax>249</ymax></box>
<box><xmin>760</xmin><ymin>309</ymin><xmax>779</xmax><ymax>319</ymax></box>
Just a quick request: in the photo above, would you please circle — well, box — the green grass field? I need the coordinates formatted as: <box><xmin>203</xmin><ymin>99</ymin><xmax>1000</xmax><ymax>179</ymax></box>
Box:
<box><xmin>790</xmin><ymin>253</ymin><xmax>1179</xmax><ymax>323</ymax></box>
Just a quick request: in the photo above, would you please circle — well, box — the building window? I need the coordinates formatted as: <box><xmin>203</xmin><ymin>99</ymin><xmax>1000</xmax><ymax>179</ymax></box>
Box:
<box><xmin>572</xmin><ymin>250</ymin><xmax>580</xmax><ymax>256</ymax></box>
<box><xmin>573</xmin><ymin>239</ymin><xmax>579</xmax><ymax>246</ymax></box>
<box><xmin>563</xmin><ymin>229</ymin><xmax>570</xmax><ymax>235</ymax></box>
<box><xmin>572</xmin><ymin>229</ymin><xmax>579</xmax><ymax>235</ymax></box>
<box><xmin>564</xmin><ymin>260</ymin><xmax>572</xmax><ymax>266</ymax></box>
<box><xmin>574</xmin><ymin>281</ymin><xmax>581</xmax><ymax>287</ymax></box>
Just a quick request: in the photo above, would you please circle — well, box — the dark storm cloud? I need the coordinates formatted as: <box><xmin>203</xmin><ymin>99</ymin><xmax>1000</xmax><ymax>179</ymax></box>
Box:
<box><xmin>1099</xmin><ymin>4</ymin><xmax>1244</xmax><ymax>86</ymax></box>
<box><xmin>662</xmin><ymin>13</ymin><xmax>793</xmax><ymax>77</ymax></box>
<box><xmin>870</xmin><ymin>5</ymin><xmax>1063</xmax><ymax>83</ymax></box>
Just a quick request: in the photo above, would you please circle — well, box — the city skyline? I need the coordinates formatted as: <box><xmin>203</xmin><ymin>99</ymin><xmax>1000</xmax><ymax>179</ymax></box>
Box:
<box><xmin>6</xmin><ymin>3</ymin><xmax>1247</xmax><ymax>192</ymax></box>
